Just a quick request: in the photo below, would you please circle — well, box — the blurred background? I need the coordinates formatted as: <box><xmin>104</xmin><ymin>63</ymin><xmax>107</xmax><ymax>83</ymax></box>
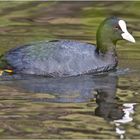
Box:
<box><xmin>0</xmin><ymin>1</ymin><xmax>140</xmax><ymax>62</ymax></box>
<box><xmin>0</xmin><ymin>1</ymin><xmax>139</xmax><ymax>139</ymax></box>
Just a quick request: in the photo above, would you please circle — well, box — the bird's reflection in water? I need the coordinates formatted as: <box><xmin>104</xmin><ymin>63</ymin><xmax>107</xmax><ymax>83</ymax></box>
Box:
<box><xmin>1</xmin><ymin>72</ymin><xmax>136</xmax><ymax>138</ymax></box>
<box><xmin>1</xmin><ymin>72</ymin><xmax>124</xmax><ymax>121</ymax></box>
<box><xmin>95</xmin><ymin>88</ymin><xmax>124</xmax><ymax>121</ymax></box>
<box><xmin>3</xmin><ymin>73</ymin><xmax>116</xmax><ymax>100</ymax></box>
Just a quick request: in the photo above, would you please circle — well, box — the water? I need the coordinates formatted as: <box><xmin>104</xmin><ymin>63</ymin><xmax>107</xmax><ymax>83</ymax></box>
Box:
<box><xmin>0</xmin><ymin>1</ymin><xmax>140</xmax><ymax>139</ymax></box>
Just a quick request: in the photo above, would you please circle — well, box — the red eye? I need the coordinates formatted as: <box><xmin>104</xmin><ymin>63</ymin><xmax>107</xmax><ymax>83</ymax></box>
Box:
<box><xmin>114</xmin><ymin>25</ymin><xmax>120</xmax><ymax>30</ymax></box>
<box><xmin>114</xmin><ymin>26</ymin><xmax>119</xmax><ymax>29</ymax></box>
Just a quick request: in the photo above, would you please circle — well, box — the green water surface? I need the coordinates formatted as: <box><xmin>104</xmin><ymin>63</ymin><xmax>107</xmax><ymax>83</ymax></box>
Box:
<box><xmin>0</xmin><ymin>1</ymin><xmax>140</xmax><ymax>139</ymax></box>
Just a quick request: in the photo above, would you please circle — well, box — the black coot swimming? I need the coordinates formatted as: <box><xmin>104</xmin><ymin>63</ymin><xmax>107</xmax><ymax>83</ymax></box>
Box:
<box><xmin>0</xmin><ymin>17</ymin><xmax>135</xmax><ymax>77</ymax></box>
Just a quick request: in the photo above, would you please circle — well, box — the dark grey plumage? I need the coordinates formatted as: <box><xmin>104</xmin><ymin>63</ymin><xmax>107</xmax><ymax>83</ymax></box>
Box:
<box><xmin>5</xmin><ymin>40</ymin><xmax>117</xmax><ymax>77</ymax></box>
<box><xmin>0</xmin><ymin>17</ymin><xmax>135</xmax><ymax>77</ymax></box>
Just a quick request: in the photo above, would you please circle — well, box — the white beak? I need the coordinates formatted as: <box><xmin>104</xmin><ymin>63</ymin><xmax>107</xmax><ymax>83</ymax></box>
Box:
<box><xmin>121</xmin><ymin>31</ymin><xmax>135</xmax><ymax>43</ymax></box>
<box><xmin>119</xmin><ymin>20</ymin><xmax>135</xmax><ymax>43</ymax></box>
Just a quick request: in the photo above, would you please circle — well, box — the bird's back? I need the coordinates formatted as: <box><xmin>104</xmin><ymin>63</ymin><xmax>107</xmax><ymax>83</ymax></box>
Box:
<box><xmin>5</xmin><ymin>40</ymin><xmax>116</xmax><ymax>77</ymax></box>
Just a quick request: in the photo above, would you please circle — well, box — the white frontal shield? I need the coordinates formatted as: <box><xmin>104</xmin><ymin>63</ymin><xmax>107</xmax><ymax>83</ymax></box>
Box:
<box><xmin>118</xmin><ymin>20</ymin><xmax>135</xmax><ymax>43</ymax></box>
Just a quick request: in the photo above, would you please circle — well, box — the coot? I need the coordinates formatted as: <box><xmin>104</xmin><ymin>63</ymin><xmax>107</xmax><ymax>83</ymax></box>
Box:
<box><xmin>0</xmin><ymin>17</ymin><xmax>135</xmax><ymax>77</ymax></box>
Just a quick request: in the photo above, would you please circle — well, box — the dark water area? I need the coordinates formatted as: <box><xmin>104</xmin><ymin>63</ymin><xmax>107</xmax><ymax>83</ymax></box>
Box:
<box><xmin>0</xmin><ymin>1</ymin><xmax>140</xmax><ymax>139</ymax></box>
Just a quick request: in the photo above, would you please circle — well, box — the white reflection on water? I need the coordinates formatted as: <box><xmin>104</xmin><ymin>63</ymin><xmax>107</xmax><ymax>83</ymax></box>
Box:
<box><xmin>114</xmin><ymin>103</ymin><xmax>136</xmax><ymax>139</ymax></box>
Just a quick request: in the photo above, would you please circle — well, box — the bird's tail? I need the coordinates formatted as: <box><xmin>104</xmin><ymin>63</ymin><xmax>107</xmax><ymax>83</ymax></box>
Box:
<box><xmin>0</xmin><ymin>54</ymin><xmax>7</xmax><ymax>69</ymax></box>
<box><xmin>0</xmin><ymin>54</ymin><xmax>13</xmax><ymax>76</ymax></box>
